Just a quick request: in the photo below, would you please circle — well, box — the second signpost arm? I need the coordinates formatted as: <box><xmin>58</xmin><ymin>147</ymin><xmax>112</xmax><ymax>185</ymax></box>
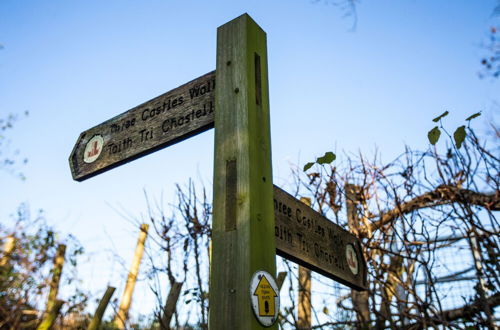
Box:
<box><xmin>210</xmin><ymin>14</ymin><xmax>277</xmax><ymax>329</ymax></box>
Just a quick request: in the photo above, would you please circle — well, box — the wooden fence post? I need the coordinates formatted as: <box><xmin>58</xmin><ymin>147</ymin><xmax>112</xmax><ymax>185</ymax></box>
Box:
<box><xmin>209</xmin><ymin>14</ymin><xmax>277</xmax><ymax>329</ymax></box>
<box><xmin>37</xmin><ymin>300</ymin><xmax>64</xmax><ymax>330</ymax></box>
<box><xmin>44</xmin><ymin>244</ymin><xmax>66</xmax><ymax>319</ymax></box>
<box><xmin>345</xmin><ymin>184</ymin><xmax>370</xmax><ymax>328</ymax></box>
<box><xmin>297</xmin><ymin>197</ymin><xmax>312</xmax><ymax>330</ymax></box>
<box><xmin>468</xmin><ymin>230</ymin><xmax>495</xmax><ymax>328</ymax></box>
<box><xmin>88</xmin><ymin>286</ymin><xmax>116</xmax><ymax>330</ymax></box>
<box><xmin>0</xmin><ymin>235</ymin><xmax>15</xmax><ymax>267</ymax></box>
<box><xmin>114</xmin><ymin>223</ymin><xmax>149</xmax><ymax>329</ymax></box>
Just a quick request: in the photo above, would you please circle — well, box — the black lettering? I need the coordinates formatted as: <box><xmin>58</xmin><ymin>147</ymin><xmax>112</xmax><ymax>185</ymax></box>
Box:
<box><xmin>162</xmin><ymin>119</ymin><xmax>170</xmax><ymax>133</ymax></box>
<box><xmin>189</xmin><ymin>86</ymin><xmax>200</xmax><ymax>99</ymax></box>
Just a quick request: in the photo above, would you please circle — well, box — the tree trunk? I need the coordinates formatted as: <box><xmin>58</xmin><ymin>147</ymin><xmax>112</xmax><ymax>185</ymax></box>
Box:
<box><xmin>160</xmin><ymin>281</ymin><xmax>183</xmax><ymax>330</ymax></box>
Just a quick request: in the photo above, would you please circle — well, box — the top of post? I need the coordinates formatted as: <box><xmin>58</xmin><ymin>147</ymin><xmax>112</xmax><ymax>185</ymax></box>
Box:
<box><xmin>217</xmin><ymin>13</ymin><xmax>266</xmax><ymax>35</ymax></box>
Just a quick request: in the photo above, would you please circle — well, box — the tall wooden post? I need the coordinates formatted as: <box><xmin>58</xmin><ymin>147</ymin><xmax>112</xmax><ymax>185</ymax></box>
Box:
<box><xmin>88</xmin><ymin>286</ymin><xmax>116</xmax><ymax>330</ymax></box>
<box><xmin>345</xmin><ymin>184</ymin><xmax>370</xmax><ymax>328</ymax></box>
<box><xmin>210</xmin><ymin>14</ymin><xmax>277</xmax><ymax>329</ymax></box>
<box><xmin>468</xmin><ymin>231</ymin><xmax>495</xmax><ymax>327</ymax></box>
<box><xmin>37</xmin><ymin>300</ymin><xmax>64</xmax><ymax>330</ymax></box>
<box><xmin>114</xmin><ymin>223</ymin><xmax>149</xmax><ymax>329</ymax></box>
<box><xmin>45</xmin><ymin>244</ymin><xmax>66</xmax><ymax>318</ymax></box>
<box><xmin>297</xmin><ymin>197</ymin><xmax>312</xmax><ymax>330</ymax></box>
<box><xmin>0</xmin><ymin>235</ymin><xmax>15</xmax><ymax>267</ymax></box>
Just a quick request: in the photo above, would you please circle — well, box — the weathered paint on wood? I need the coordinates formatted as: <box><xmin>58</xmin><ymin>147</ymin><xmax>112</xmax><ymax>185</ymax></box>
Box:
<box><xmin>209</xmin><ymin>14</ymin><xmax>277</xmax><ymax>329</ymax></box>
<box><xmin>273</xmin><ymin>186</ymin><xmax>367</xmax><ymax>291</ymax></box>
<box><xmin>69</xmin><ymin>71</ymin><xmax>215</xmax><ymax>181</ymax></box>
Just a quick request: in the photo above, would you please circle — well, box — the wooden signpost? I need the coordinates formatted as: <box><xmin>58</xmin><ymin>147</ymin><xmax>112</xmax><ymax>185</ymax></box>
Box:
<box><xmin>69</xmin><ymin>71</ymin><xmax>215</xmax><ymax>181</ymax></box>
<box><xmin>70</xmin><ymin>13</ymin><xmax>366</xmax><ymax>330</ymax></box>
<box><xmin>209</xmin><ymin>14</ymin><xmax>277</xmax><ymax>330</ymax></box>
<box><xmin>273</xmin><ymin>186</ymin><xmax>366</xmax><ymax>291</ymax></box>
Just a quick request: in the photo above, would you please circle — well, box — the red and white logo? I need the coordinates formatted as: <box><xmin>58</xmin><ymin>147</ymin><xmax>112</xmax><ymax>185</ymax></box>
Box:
<box><xmin>83</xmin><ymin>135</ymin><xmax>104</xmax><ymax>163</ymax></box>
<box><xmin>346</xmin><ymin>244</ymin><xmax>359</xmax><ymax>275</ymax></box>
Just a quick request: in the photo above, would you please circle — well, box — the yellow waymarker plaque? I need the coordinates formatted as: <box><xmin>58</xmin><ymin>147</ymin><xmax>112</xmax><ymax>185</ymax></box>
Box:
<box><xmin>253</xmin><ymin>275</ymin><xmax>277</xmax><ymax>316</ymax></box>
<box><xmin>249</xmin><ymin>271</ymin><xmax>279</xmax><ymax>326</ymax></box>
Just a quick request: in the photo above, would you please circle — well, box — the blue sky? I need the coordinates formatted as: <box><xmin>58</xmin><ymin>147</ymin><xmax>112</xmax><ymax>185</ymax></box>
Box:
<box><xmin>1</xmin><ymin>0</ymin><xmax>499</xmax><ymax>322</ymax></box>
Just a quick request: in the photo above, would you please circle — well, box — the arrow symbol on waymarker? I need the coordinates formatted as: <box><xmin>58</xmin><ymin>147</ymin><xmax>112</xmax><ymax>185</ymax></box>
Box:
<box><xmin>253</xmin><ymin>274</ymin><xmax>277</xmax><ymax>317</ymax></box>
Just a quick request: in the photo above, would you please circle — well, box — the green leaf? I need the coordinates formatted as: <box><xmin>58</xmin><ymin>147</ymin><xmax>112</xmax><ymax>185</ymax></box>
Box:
<box><xmin>323</xmin><ymin>306</ymin><xmax>329</xmax><ymax>315</ymax></box>
<box><xmin>454</xmin><ymin>125</ymin><xmax>466</xmax><ymax>149</ymax></box>
<box><xmin>303</xmin><ymin>162</ymin><xmax>314</xmax><ymax>172</ymax></box>
<box><xmin>465</xmin><ymin>112</ymin><xmax>481</xmax><ymax>121</ymax></box>
<box><xmin>427</xmin><ymin>126</ymin><xmax>441</xmax><ymax>145</ymax></box>
<box><xmin>432</xmin><ymin>111</ymin><xmax>449</xmax><ymax>122</ymax></box>
<box><xmin>316</xmin><ymin>151</ymin><xmax>336</xmax><ymax>165</ymax></box>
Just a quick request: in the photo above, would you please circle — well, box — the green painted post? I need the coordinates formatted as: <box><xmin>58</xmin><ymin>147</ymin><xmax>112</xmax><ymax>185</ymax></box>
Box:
<box><xmin>209</xmin><ymin>14</ymin><xmax>277</xmax><ymax>329</ymax></box>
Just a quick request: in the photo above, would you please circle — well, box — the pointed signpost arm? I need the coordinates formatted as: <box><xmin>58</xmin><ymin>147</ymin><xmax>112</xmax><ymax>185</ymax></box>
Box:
<box><xmin>210</xmin><ymin>14</ymin><xmax>277</xmax><ymax>329</ymax></box>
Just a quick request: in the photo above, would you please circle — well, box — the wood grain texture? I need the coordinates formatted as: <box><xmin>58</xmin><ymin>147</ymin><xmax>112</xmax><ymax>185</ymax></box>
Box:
<box><xmin>273</xmin><ymin>186</ymin><xmax>367</xmax><ymax>291</ymax></box>
<box><xmin>69</xmin><ymin>71</ymin><xmax>215</xmax><ymax>181</ymax></box>
<box><xmin>209</xmin><ymin>14</ymin><xmax>277</xmax><ymax>329</ymax></box>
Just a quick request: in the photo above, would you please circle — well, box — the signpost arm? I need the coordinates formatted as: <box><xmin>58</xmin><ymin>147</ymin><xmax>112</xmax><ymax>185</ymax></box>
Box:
<box><xmin>210</xmin><ymin>13</ymin><xmax>277</xmax><ymax>329</ymax></box>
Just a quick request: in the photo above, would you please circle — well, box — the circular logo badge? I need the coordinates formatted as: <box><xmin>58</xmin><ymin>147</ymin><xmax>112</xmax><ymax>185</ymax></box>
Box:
<box><xmin>346</xmin><ymin>244</ymin><xmax>359</xmax><ymax>275</ymax></box>
<box><xmin>83</xmin><ymin>135</ymin><xmax>104</xmax><ymax>164</ymax></box>
<box><xmin>249</xmin><ymin>270</ymin><xmax>279</xmax><ymax>327</ymax></box>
